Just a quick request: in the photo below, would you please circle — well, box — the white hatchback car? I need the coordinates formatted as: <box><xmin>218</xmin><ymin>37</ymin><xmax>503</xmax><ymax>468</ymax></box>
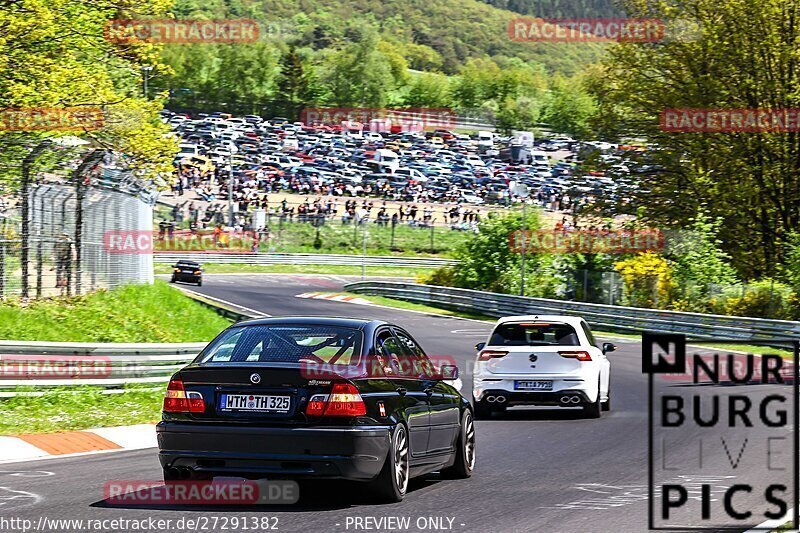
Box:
<box><xmin>472</xmin><ymin>315</ymin><xmax>614</xmax><ymax>418</ymax></box>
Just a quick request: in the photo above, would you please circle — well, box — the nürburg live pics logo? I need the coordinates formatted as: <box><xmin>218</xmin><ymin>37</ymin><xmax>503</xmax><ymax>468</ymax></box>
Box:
<box><xmin>643</xmin><ymin>332</ymin><xmax>799</xmax><ymax>530</ymax></box>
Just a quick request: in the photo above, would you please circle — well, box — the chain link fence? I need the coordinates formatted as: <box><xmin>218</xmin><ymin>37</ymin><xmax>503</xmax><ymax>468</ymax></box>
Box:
<box><xmin>0</xmin><ymin>142</ymin><xmax>156</xmax><ymax>299</ymax></box>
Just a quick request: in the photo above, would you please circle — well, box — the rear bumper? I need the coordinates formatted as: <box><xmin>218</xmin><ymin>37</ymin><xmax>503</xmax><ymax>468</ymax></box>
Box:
<box><xmin>475</xmin><ymin>388</ymin><xmax>590</xmax><ymax>406</ymax></box>
<box><xmin>171</xmin><ymin>273</ymin><xmax>201</xmax><ymax>283</ymax></box>
<box><xmin>473</xmin><ymin>374</ymin><xmax>597</xmax><ymax>405</ymax></box>
<box><xmin>157</xmin><ymin>422</ymin><xmax>390</xmax><ymax>481</ymax></box>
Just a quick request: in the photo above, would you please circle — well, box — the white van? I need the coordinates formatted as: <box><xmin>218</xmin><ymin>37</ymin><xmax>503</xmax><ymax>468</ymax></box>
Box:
<box><xmin>531</xmin><ymin>150</ymin><xmax>550</xmax><ymax>167</ymax></box>
<box><xmin>177</xmin><ymin>143</ymin><xmax>200</xmax><ymax>157</ymax></box>
<box><xmin>477</xmin><ymin>131</ymin><xmax>495</xmax><ymax>151</ymax></box>
<box><xmin>374</xmin><ymin>148</ymin><xmax>400</xmax><ymax>172</ymax></box>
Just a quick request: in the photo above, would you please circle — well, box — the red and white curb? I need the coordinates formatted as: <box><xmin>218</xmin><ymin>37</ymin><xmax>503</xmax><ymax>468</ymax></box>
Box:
<box><xmin>0</xmin><ymin>423</ymin><xmax>157</xmax><ymax>463</ymax></box>
<box><xmin>296</xmin><ymin>292</ymin><xmax>372</xmax><ymax>305</ymax></box>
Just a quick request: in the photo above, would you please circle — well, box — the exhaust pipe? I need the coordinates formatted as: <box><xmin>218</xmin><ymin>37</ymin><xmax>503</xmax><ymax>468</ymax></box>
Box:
<box><xmin>570</xmin><ymin>396</ymin><xmax>581</xmax><ymax>404</ymax></box>
<box><xmin>559</xmin><ymin>396</ymin><xmax>571</xmax><ymax>404</ymax></box>
<box><xmin>495</xmin><ymin>396</ymin><xmax>507</xmax><ymax>404</ymax></box>
<box><xmin>486</xmin><ymin>395</ymin><xmax>497</xmax><ymax>403</ymax></box>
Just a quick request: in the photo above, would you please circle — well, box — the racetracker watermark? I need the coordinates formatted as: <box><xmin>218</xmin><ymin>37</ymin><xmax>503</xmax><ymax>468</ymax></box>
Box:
<box><xmin>301</xmin><ymin>354</ymin><xmax>458</xmax><ymax>380</ymax></box>
<box><xmin>104</xmin><ymin>19</ymin><xmax>259</xmax><ymax>44</ymax></box>
<box><xmin>508</xmin><ymin>229</ymin><xmax>664</xmax><ymax>254</ymax></box>
<box><xmin>0</xmin><ymin>107</ymin><xmax>103</xmax><ymax>132</ymax></box>
<box><xmin>509</xmin><ymin>18</ymin><xmax>665</xmax><ymax>42</ymax></box>
<box><xmin>104</xmin><ymin>480</ymin><xmax>298</xmax><ymax>505</ymax></box>
<box><xmin>644</xmin><ymin>333</ymin><xmax>799</xmax><ymax>530</ymax></box>
<box><xmin>661</xmin><ymin>108</ymin><xmax>800</xmax><ymax>133</ymax></box>
<box><xmin>299</xmin><ymin>107</ymin><xmax>456</xmax><ymax>130</ymax></box>
<box><xmin>103</xmin><ymin>230</ymin><xmax>258</xmax><ymax>254</ymax></box>
<box><xmin>0</xmin><ymin>355</ymin><xmax>111</xmax><ymax>379</ymax></box>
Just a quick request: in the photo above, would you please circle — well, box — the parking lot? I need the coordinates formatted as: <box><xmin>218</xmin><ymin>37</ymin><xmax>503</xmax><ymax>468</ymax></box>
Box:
<box><xmin>162</xmin><ymin>111</ymin><xmax>656</xmax><ymax>231</ymax></box>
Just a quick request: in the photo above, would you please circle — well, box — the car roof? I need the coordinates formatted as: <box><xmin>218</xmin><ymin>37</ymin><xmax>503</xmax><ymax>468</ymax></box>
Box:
<box><xmin>233</xmin><ymin>316</ymin><xmax>388</xmax><ymax>330</ymax></box>
<box><xmin>495</xmin><ymin>315</ymin><xmax>585</xmax><ymax>327</ymax></box>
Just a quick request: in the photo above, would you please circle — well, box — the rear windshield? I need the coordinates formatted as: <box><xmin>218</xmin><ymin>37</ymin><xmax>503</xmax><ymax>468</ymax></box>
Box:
<box><xmin>489</xmin><ymin>322</ymin><xmax>580</xmax><ymax>347</ymax></box>
<box><xmin>196</xmin><ymin>325</ymin><xmax>363</xmax><ymax>366</ymax></box>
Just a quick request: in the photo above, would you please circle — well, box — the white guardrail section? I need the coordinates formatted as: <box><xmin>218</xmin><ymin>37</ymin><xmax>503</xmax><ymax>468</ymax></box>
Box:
<box><xmin>154</xmin><ymin>252</ymin><xmax>457</xmax><ymax>268</ymax></box>
<box><xmin>343</xmin><ymin>281</ymin><xmax>800</xmax><ymax>341</ymax></box>
<box><xmin>0</xmin><ymin>341</ymin><xmax>207</xmax><ymax>392</ymax></box>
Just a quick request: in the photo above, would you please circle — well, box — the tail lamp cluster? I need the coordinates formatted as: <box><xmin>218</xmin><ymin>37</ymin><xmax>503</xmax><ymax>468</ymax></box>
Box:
<box><xmin>477</xmin><ymin>350</ymin><xmax>592</xmax><ymax>361</ymax></box>
<box><xmin>163</xmin><ymin>379</ymin><xmax>205</xmax><ymax>413</ymax></box>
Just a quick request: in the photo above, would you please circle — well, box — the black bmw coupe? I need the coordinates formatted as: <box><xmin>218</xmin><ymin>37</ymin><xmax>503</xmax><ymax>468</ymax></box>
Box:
<box><xmin>156</xmin><ymin>317</ymin><xmax>475</xmax><ymax>502</ymax></box>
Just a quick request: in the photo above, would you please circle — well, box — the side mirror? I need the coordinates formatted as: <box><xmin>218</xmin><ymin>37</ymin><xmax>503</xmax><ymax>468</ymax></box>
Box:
<box><xmin>440</xmin><ymin>365</ymin><xmax>459</xmax><ymax>380</ymax></box>
<box><xmin>602</xmin><ymin>342</ymin><xmax>616</xmax><ymax>355</ymax></box>
<box><xmin>475</xmin><ymin>342</ymin><xmax>486</xmax><ymax>352</ymax></box>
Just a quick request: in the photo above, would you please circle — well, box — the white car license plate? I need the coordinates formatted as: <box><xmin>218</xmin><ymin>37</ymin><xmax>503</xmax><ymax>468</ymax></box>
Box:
<box><xmin>514</xmin><ymin>380</ymin><xmax>553</xmax><ymax>391</ymax></box>
<box><xmin>221</xmin><ymin>394</ymin><xmax>291</xmax><ymax>412</ymax></box>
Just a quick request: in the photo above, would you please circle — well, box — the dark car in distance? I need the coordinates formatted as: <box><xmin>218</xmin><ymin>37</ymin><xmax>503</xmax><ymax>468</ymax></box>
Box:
<box><xmin>170</xmin><ymin>260</ymin><xmax>202</xmax><ymax>286</ymax></box>
<box><xmin>156</xmin><ymin>317</ymin><xmax>475</xmax><ymax>502</ymax></box>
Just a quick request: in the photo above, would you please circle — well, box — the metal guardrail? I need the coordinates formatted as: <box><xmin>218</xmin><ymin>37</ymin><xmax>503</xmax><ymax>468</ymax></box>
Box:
<box><xmin>344</xmin><ymin>281</ymin><xmax>800</xmax><ymax>341</ymax></box>
<box><xmin>0</xmin><ymin>292</ymin><xmax>261</xmax><ymax>395</ymax></box>
<box><xmin>155</xmin><ymin>252</ymin><xmax>457</xmax><ymax>268</ymax></box>
<box><xmin>0</xmin><ymin>341</ymin><xmax>207</xmax><ymax>391</ymax></box>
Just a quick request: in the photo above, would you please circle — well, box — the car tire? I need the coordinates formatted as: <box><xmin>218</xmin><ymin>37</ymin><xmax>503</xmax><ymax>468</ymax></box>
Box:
<box><xmin>169</xmin><ymin>277</ymin><xmax>175</xmax><ymax>283</ymax></box>
<box><xmin>602</xmin><ymin>380</ymin><xmax>611</xmax><ymax>412</ymax></box>
<box><xmin>473</xmin><ymin>399</ymin><xmax>491</xmax><ymax>420</ymax></box>
<box><xmin>583</xmin><ymin>380</ymin><xmax>602</xmax><ymax>419</ymax></box>
<box><xmin>370</xmin><ymin>423</ymin><xmax>409</xmax><ymax>503</ymax></box>
<box><xmin>197</xmin><ymin>280</ymin><xmax>202</xmax><ymax>287</ymax></box>
<box><xmin>441</xmin><ymin>410</ymin><xmax>476</xmax><ymax>479</ymax></box>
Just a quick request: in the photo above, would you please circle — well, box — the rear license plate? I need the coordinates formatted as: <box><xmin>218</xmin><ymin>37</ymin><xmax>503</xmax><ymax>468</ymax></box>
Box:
<box><xmin>219</xmin><ymin>394</ymin><xmax>291</xmax><ymax>412</ymax></box>
<box><xmin>514</xmin><ymin>380</ymin><xmax>553</xmax><ymax>391</ymax></box>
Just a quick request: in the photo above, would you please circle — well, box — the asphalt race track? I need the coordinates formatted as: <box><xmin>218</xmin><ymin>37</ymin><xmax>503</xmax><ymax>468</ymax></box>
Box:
<box><xmin>3</xmin><ymin>274</ymin><xmax>795</xmax><ymax>533</ymax></box>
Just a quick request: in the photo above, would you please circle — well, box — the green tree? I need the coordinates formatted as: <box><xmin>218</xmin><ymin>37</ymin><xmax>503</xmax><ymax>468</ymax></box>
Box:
<box><xmin>668</xmin><ymin>210</ymin><xmax>739</xmax><ymax>293</ymax></box>
<box><xmin>276</xmin><ymin>47</ymin><xmax>319</xmax><ymax>119</ymax></box>
<box><xmin>402</xmin><ymin>73</ymin><xmax>451</xmax><ymax>107</ymax></box>
<box><xmin>594</xmin><ymin>0</ymin><xmax>800</xmax><ymax>277</ymax></box>
<box><xmin>450</xmin><ymin>209</ymin><xmax>541</xmax><ymax>293</ymax></box>
<box><xmin>542</xmin><ymin>74</ymin><xmax>597</xmax><ymax>139</ymax></box>
<box><xmin>322</xmin><ymin>28</ymin><xmax>398</xmax><ymax>107</ymax></box>
<box><xmin>0</xmin><ymin>0</ymin><xmax>176</xmax><ymax>183</ymax></box>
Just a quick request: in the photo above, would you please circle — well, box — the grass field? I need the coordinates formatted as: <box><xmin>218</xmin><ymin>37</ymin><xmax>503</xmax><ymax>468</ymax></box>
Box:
<box><xmin>0</xmin><ymin>280</ymin><xmax>232</xmax><ymax>342</ymax></box>
<box><xmin>256</xmin><ymin>218</ymin><xmax>473</xmax><ymax>257</ymax></box>
<box><xmin>0</xmin><ymin>386</ymin><xmax>163</xmax><ymax>435</ymax></box>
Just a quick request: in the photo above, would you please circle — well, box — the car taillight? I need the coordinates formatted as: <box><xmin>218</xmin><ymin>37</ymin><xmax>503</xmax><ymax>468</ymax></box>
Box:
<box><xmin>163</xmin><ymin>379</ymin><xmax>206</xmax><ymax>413</ymax></box>
<box><xmin>305</xmin><ymin>383</ymin><xmax>366</xmax><ymax>417</ymax></box>
<box><xmin>478</xmin><ymin>350</ymin><xmax>508</xmax><ymax>361</ymax></box>
<box><xmin>194</xmin><ymin>270</ymin><xmax>201</xmax><ymax>275</ymax></box>
<box><xmin>559</xmin><ymin>350</ymin><xmax>592</xmax><ymax>361</ymax></box>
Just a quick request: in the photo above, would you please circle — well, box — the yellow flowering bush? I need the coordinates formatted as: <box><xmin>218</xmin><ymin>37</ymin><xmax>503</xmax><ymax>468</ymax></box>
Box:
<box><xmin>614</xmin><ymin>252</ymin><xmax>675</xmax><ymax>308</ymax></box>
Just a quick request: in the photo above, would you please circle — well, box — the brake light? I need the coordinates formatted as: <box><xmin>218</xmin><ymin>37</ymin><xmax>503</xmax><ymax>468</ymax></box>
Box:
<box><xmin>478</xmin><ymin>350</ymin><xmax>508</xmax><ymax>361</ymax></box>
<box><xmin>305</xmin><ymin>383</ymin><xmax>366</xmax><ymax>417</ymax></box>
<box><xmin>559</xmin><ymin>350</ymin><xmax>592</xmax><ymax>361</ymax></box>
<box><xmin>194</xmin><ymin>270</ymin><xmax>201</xmax><ymax>275</ymax></box>
<box><xmin>163</xmin><ymin>379</ymin><xmax>206</xmax><ymax>413</ymax></box>
<box><xmin>306</xmin><ymin>394</ymin><xmax>327</xmax><ymax>416</ymax></box>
